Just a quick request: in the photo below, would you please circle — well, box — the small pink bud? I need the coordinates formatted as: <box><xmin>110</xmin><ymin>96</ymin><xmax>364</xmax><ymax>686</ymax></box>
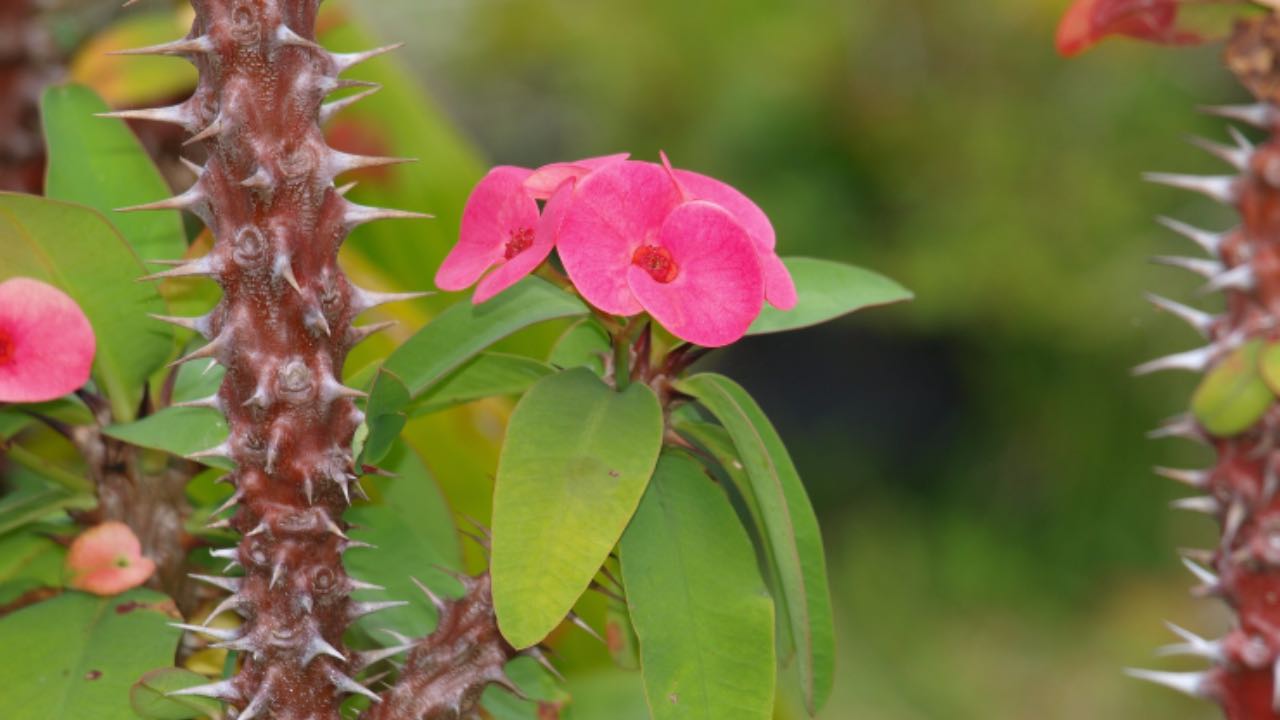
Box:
<box><xmin>66</xmin><ymin>522</ymin><xmax>156</xmax><ymax>596</ymax></box>
<box><xmin>0</xmin><ymin>277</ymin><xmax>96</xmax><ymax>403</ymax></box>
<box><xmin>523</xmin><ymin>153</ymin><xmax>630</xmax><ymax>200</ymax></box>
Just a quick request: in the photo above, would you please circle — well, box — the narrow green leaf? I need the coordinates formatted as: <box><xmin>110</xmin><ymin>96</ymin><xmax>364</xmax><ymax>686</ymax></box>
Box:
<box><xmin>0</xmin><ymin>193</ymin><xmax>168</xmax><ymax>421</ymax></box>
<box><xmin>621</xmin><ymin>452</ymin><xmax>775</xmax><ymax>720</ymax></box>
<box><xmin>674</xmin><ymin>373</ymin><xmax>835</xmax><ymax>714</ymax></box>
<box><xmin>749</xmin><ymin>257</ymin><xmax>912</xmax><ymax>335</ymax></box>
<box><xmin>674</xmin><ymin>418</ymin><xmax>791</xmax><ymax>652</ymax></box>
<box><xmin>2</xmin><ymin>589</ymin><xmax>182</xmax><ymax>720</ymax></box>
<box><xmin>380</xmin><ymin>276</ymin><xmax>587</xmax><ymax>402</ymax></box>
<box><xmin>130</xmin><ymin>668</ymin><xmax>222</xmax><ymax>720</ymax></box>
<box><xmin>1194</xmin><ymin>340</ymin><xmax>1276</xmax><ymax>437</ymax></box>
<box><xmin>492</xmin><ymin>368</ymin><xmax>663</xmax><ymax>649</ymax></box>
<box><xmin>42</xmin><ymin>84</ymin><xmax>187</xmax><ymax>263</ymax></box>
<box><xmin>0</xmin><ymin>485</ymin><xmax>94</xmax><ymax>537</ymax></box>
<box><xmin>409</xmin><ymin>353</ymin><xmax>555</xmax><ymax>416</ymax></box>
<box><xmin>104</xmin><ymin>407</ymin><xmax>230</xmax><ymax>470</ymax></box>
<box><xmin>346</xmin><ymin>442</ymin><xmax>462</xmax><ymax>638</ymax></box>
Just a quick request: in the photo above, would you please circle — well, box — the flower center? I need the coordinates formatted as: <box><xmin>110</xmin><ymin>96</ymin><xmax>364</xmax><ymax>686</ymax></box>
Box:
<box><xmin>632</xmin><ymin>245</ymin><xmax>679</xmax><ymax>283</ymax></box>
<box><xmin>0</xmin><ymin>328</ymin><xmax>12</xmax><ymax>367</ymax></box>
<box><xmin>504</xmin><ymin>227</ymin><xmax>535</xmax><ymax>260</ymax></box>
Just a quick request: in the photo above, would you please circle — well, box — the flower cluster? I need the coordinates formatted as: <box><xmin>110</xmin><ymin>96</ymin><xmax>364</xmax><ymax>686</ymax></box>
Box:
<box><xmin>436</xmin><ymin>154</ymin><xmax>796</xmax><ymax>347</ymax></box>
<box><xmin>1056</xmin><ymin>0</ymin><xmax>1204</xmax><ymax>57</ymax></box>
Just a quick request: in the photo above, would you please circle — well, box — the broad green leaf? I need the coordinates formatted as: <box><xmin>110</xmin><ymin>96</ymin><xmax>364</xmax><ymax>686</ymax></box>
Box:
<box><xmin>605</xmin><ymin>595</ymin><xmax>641</xmax><ymax>670</ymax></box>
<box><xmin>674</xmin><ymin>418</ymin><xmax>790</xmax><ymax>651</ymax></box>
<box><xmin>410</xmin><ymin>353</ymin><xmax>555</xmax><ymax>416</ymax></box>
<box><xmin>0</xmin><ymin>193</ymin><xmax>168</xmax><ymax>421</ymax></box>
<box><xmin>104</xmin><ymin>407</ymin><xmax>230</xmax><ymax>470</ymax></box>
<box><xmin>621</xmin><ymin>452</ymin><xmax>775</xmax><ymax>720</ymax></box>
<box><xmin>360</xmin><ymin>370</ymin><xmax>411</xmax><ymax>466</ymax></box>
<box><xmin>674</xmin><ymin>374</ymin><xmax>835</xmax><ymax>714</ymax></box>
<box><xmin>565</xmin><ymin>668</ymin><xmax>651</xmax><ymax>720</ymax></box>
<box><xmin>42</xmin><ymin>84</ymin><xmax>187</xmax><ymax>263</ymax></box>
<box><xmin>548</xmin><ymin>318</ymin><xmax>611</xmax><ymax>375</ymax></box>
<box><xmin>376</xmin><ymin>277</ymin><xmax>586</xmax><ymax>414</ymax></box>
<box><xmin>2</xmin><ymin>588</ymin><xmax>182</xmax><ymax>720</ymax></box>
<box><xmin>1194</xmin><ymin>340</ymin><xmax>1275</xmax><ymax>437</ymax></box>
<box><xmin>748</xmin><ymin>257</ymin><xmax>912</xmax><ymax>335</ymax></box>
<box><xmin>69</xmin><ymin>11</ymin><xmax>197</xmax><ymax>108</ymax></box>
<box><xmin>346</xmin><ymin>442</ymin><xmax>462</xmax><ymax>638</ymax></box>
<box><xmin>492</xmin><ymin>368</ymin><xmax>663</xmax><ymax>649</ymax></box>
<box><xmin>130</xmin><ymin>668</ymin><xmax>222</xmax><ymax>720</ymax></box>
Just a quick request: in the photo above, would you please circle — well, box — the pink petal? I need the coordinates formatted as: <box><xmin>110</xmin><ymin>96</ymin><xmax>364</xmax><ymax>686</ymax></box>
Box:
<box><xmin>524</xmin><ymin>153</ymin><xmax>631</xmax><ymax>200</ymax></box>
<box><xmin>0</xmin><ymin>277</ymin><xmax>95</xmax><ymax>403</ymax></box>
<box><xmin>558</xmin><ymin>160</ymin><xmax>683</xmax><ymax>316</ymax></box>
<box><xmin>473</xmin><ymin>181</ymin><xmax>569</xmax><ymax>303</ymax></box>
<box><xmin>760</xmin><ymin>252</ymin><xmax>798</xmax><ymax>310</ymax></box>
<box><xmin>67</xmin><ymin>521</ymin><xmax>156</xmax><ymax>596</ymax></box>
<box><xmin>672</xmin><ymin>168</ymin><xmax>776</xmax><ymax>252</ymax></box>
<box><xmin>435</xmin><ymin>166</ymin><xmax>539</xmax><ymax>292</ymax></box>
<box><xmin>628</xmin><ymin>201</ymin><xmax>764</xmax><ymax>347</ymax></box>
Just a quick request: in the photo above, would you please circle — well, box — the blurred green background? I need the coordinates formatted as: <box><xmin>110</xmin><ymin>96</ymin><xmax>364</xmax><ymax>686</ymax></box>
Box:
<box><xmin>23</xmin><ymin>0</ymin><xmax>1259</xmax><ymax>716</ymax></box>
<box><xmin>343</xmin><ymin>0</ymin><xmax>1241</xmax><ymax>717</ymax></box>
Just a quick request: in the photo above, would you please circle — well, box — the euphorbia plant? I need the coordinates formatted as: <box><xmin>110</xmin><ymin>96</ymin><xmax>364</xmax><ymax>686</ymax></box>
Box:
<box><xmin>0</xmin><ymin>2</ymin><xmax>909</xmax><ymax>719</ymax></box>
<box><xmin>1060</xmin><ymin>0</ymin><xmax>1280</xmax><ymax>717</ymax></box>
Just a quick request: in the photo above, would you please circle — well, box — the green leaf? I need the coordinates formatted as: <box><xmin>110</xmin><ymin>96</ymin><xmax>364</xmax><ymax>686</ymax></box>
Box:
<box><xmin>130</xmin><ymin>668</ymin><xmax>222</xmax><ymax>720</ymax></box>
<box><xmin>0</xmin><ymin>193</ymin><xmax>168</xmax><ymax>421</ymax></box>
<box><xmin>360</xmin><ymin>370</ymin><xmax>410</xmax><ymax>466</ymax></box>
<box><xmin>0</xmin><ymin>528</ymin><xmax>66</xmax><ymax>604</ymax></box>
<box><xmin>481</xmin><ymin>656</ymin><xmax>570</xmax><ymax>720</ymax></box>
<box><xmin>104</xmin><ymin>407</ymin><xmax>230</xmax><ymax>469</ymax></box>
<box><xmin>346</xmin><ymin>442</ymin><xmax>462</xmax><ymax>638</ymax></box>
<box><xmin>621</xmin><ymin>452</ymin><xmax>776</xmax><ymax>720</ymax></box>
<box><xmin>409</xmin><ymin>352</ymin><xmax>555</xmax><ymax>416</ymax></box>
<box><xmin>69</xmin><ymin>12</ymin><xmax>197</xmax><ymax>108</ymax></box>
<box><xmin>491</xmin><ymin>368</ymin><xmax>663</xmax><ymax>649</ymax></box>
<box><xmin>42</xmin><ymin>84</ymin><xmax>187</xmax><ymax>263</ymax></box>
<box><xmin>749</xmin><ymin>257</ymin><xmax>911</xmax><ymax>335</ymax></box>
<box><xmin>548</xmin><ymin>318</ymin><xmax>611</xmax><ymax>375</ymax></box>
<box><xmin>674</xmin><ymin>373</ymin><xmax>835</xmax><ymax>714</ymax></box>
<box><xmin>1194</xmin><ymin>339</ymin><xmax>1276</xmax><ymax>437</ymax></box>
<box><xmin>379</xmin><ymin>277</ymin><xmax>587</xmax><ymax>407</ymax></box>
<box><xmin>0</xmin><ymin>485</ymin><xmax>93</xmax><ymax>537</ymax></box>
<box><xmin>1</xmin><ymin>588</ymin><xmax>182</xmax><ymax>720</ymax></box>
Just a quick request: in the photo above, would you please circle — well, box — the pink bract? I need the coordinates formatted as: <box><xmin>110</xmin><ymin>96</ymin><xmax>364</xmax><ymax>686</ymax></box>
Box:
<box><xmin>435</xmin><ymin>166</ymin><xmax>550</xmax><ymax>302</ymax></box>
<box><xmin>66</xmin><ymin>521</ymin><xmax>156</xmax><ymax>596</ymax></box>
<box><xmin>524</xmin><ymin>153</ymin><xmax>630</xmax><ymax>200</ymax></box>
<box><xmin>628</xmin><ymin>201</ymin><xmax>765</xmax><ymax>347</ymax></box>
<box><xmin>0</xmin><ymin>277</ymin><xmax>95</xmax><ymax>404</ymax></box>
<box><xmin>557</xmin><ymin>160</ymin><xmax>686</xmax><ymax>316</ymax></box>
<box><xmin>662</xmin><ymin>154</ymin><xmax>797</xmax><ymax>310</ymax></box>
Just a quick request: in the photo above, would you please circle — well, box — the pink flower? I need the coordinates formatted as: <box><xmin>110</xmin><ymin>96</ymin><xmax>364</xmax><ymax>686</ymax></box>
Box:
<box><xmin>66</xmin><ymin>522</ymin><xmax>156</xmax><ymax>596</ymax></box>
<box><xmin>0</xmin><ymin>277</ymin><xmax>96</xmax><ymax>403</ymax></box>
<box><xmin>661</xmin><ymin>154</ymin><xmax>797</xmax><ymax>310</ymax></box>
<box><xmin>435</xmin><ymin>166</ymin><xmax>554</xmax><ymax>304</ymax></box>
<box><xmin>524</xmin><ymin>153</ymin><xmax>630</xmax><ymax>200</ymax></box>
<box><xmin>557</xmin><ymin>160</ymin><xmax>765</xmax><ymax>347</ymax></box>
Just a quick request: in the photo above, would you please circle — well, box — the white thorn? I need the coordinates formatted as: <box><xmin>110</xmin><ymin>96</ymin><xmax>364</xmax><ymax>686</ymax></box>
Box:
<box><xmin>1170</xmin><ymin>495</ymin><xmax>1222</xmax><ymax>515</ymax></box>
<box><xmin>1155</xmin><ymin>216</ymin><xmax>1226</xmax><ymax>256</ymax></box>
<box><xmin>410</xmin><ymin>576</ymin><xmax>447</xmax><ymax>613</ymax></box>
<box><xmin>348</xmin><ymin>578</ymin><xmax>385</xmax><ymax>593</ymax></box>
<box><xmin>109</xmin><ymin>35</ymin><xmax>213</xmax><ymax>58</ymax></box>
<box><xmin>342</xmin><ymin>200</ymin><xmax>432</xmax><ymax>229</ymax></box>
<box><xmin>330</xmin><ymin>43</ymin><xmax>404</xmax><ymax>73</ymax></box>
<box><xmin>1124</xmin><ymin>668</ymin><xmax>1211</xmax><ymax>699</ymax></box>
<box><xmin>185</xmin><ymin>439</ymin><xmax>232</xmax><ymax>464</ymax></box>
<box><xmin>118</xmin><ymin>184</ymin><xmax>206</xmax><ymax>214</ymax></box>
<box><xmin>96</xmin><ymin>104</ymin><xmax>195</xmax><ymax>130</ymax></box>
<box><xmin>1156</xmin><ymin>621</ymin><xmax>1224</xmax><ymax>662</ymax></box>
<box><xmin>270</xmin><ymin>561</ymin><xmax>287</xmax><ymax>590</ymax></box>
<box><xmin>165</xmin><ymin>679</ymin><xmax>240</xmax><ymax>702</ymax></box>
<box><xmin>567</xmin><ymin>613</ymin><xmax>603</xmax><ymax>643</ymax></box>
<box><xmin>202</xmin><ymin>593</ymin><xmax>244</xmax><ymax>626</ymax></box>
<box><xmin>326</xmin><ymin>150</ymin><xmax>415</xmax><ymax>179</ymax></box>
<box><xmin>1188</xmin><ymin>134</ymin><xmax>1251</xmax><ymax>171</ymax></box>
<box><xmin>237</xmin><ymin>691</ymin><xmax>269</xmax><ymax>720</ymax></box>
<box><xmin>275</xmin><ymin>24</ymin><xmax>323</xmax><ymax>51</ymax></box>
<box><xmin>1144</xmin><ymin>294</ymin><xmax>1215</xmax><ymax>337</ymax></box>
<box><xmin>173</xmin><ymin>393</ymin><xmax>222</xmax><ymax>412</ymax></box>
<box><xmin>349</xmin><ymin>285</ymin><xmax>432</xmax><ymax>314</ymax></box>
<box><xmin>1151</xmin><ymin>255</ymin><xmax>1222</xmax><ymax>279</ymax></box>
<box><xmin>1144</xmin><ymin>172</ymin><xmax>1239</xmax><ymax>204</ymax></box>
<box><xmin>138</xmin><ymin>255</ymin><xmax>216</xmax><ymax>282</ymax></box>
<box><xmin>348</xmin><ymin>600</ymin><xmax>410</xmax><ymax>620</ymax></box>
<box><xmin>170</xmin><ymin>622</ymin><xmax>239</xmax><ymax>642</ymax></box>
<box><xmin>148</xmin><ymin>312</ymin><xmax>213</xmax><ymax>339</ymax></box>
<box><xmin>304</xmin><ymin>636</ymin><xmax>347</xmax><ymax>665</ymax></box>
<box><xmin>328</xmin><ymin>669</ymin><xmax>382</xmax><ymax>702</ymax></box>
<box><xmin>1224</xmin><ymin>499</ymin><xmax>1248</xmax><ymax>548</ymax></box>
<box><xmin>1200</xmin><ymin>102</ymin><xmax>1275</xmax><ymax>128</ymax></box>
<box><xmin>1202</xmin><ymin>264</ymin><xmax>1256</xmax><ymax>294</ymax></box>
<box><xmin>190</xmin><ymin>573</ymin><xmax>242</xmax><ymax>593</ymax></box>
<box><xmin>320</xmin><ymin>86</ymin><xmax>382</xmax><ymax>124</ymax></box>
<box><xmin>1147</xmin><ymin>413</ymin><xmax>1207</xmax><ymax>442</ymax></box>
<box><xmin>357</xmin><ymin>644</ymin><xmax>412</xmax><ymax>670</ymax></box>
<box><xmin>1132</xmin><ymin>345</ymin><xmax>1217</xmax><ymax>376</ymax></box>
<box><xmin>184</xmin><ymin>114</ymin><xmax>227</xmax><ymax>146</ymax></box>
<box><xmin>1154</xmin><ymin>467</ymin><xmax>1211</xmax><ymax>489</ymax></box>
<box><xmin>1181</xmin><ymin>557</ymin><xmax>1220</xmax><ymax>588</ymax></box>
<box><xmin>178</xmin><ymin>156</ymin><xmax>204</xmax><ymax>177</ymax></box>
<box><xmin>273</xmin><ymin>254</ymin><xmax>302</xmax><ymax>295</ymax></box>
<box><xmin>241</xmin><ymin>166</ymin><xmax>274</xmax><ymax>192</ymax></box>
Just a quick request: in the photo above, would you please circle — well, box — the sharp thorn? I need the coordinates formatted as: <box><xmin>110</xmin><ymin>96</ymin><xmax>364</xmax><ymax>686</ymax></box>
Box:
<box><xmin>1143</xmin><ymin>172</ymin><xmax>1239</xmax><ymax>204</ymax></box>
<box><xmin>1155</xmin><ymin>216</ymin><xmax>1226</xmax><ymax>256</ymax></box>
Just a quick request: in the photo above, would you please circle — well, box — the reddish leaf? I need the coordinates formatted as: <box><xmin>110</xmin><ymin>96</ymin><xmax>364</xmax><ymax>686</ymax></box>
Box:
<box><xmin>1057</xmin><ymin>0</ymin><xmax>1204</xmax><ymax>57</ymax></box>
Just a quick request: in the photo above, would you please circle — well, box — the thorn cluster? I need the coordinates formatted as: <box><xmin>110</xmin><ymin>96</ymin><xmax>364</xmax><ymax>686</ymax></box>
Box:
<box><xmin>122</xmin><ymin>1</ymin><xmax>421</xmax><ymax>717</ymax></box>
<box><xmin>1131</xmin><ymin>14</ymin><xmax>1280</xmax><ymax>719</ymax></box>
